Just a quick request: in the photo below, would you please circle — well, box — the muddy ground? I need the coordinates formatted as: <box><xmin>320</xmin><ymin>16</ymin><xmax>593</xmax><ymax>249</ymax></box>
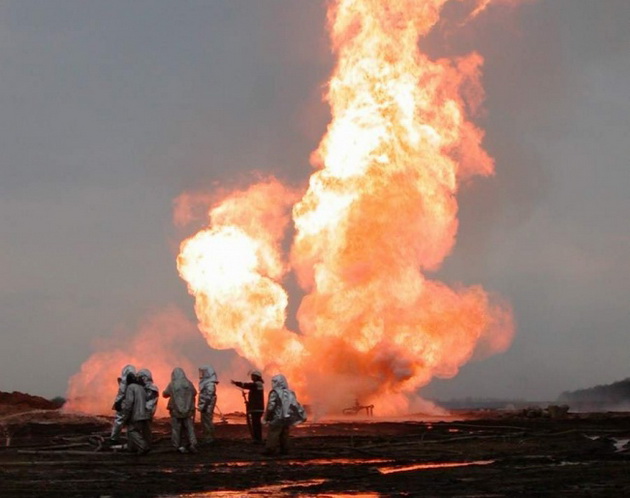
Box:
<box><xmin>1</xmin><ymin>407</ymin><xmax>630</xmax><ymax>497</ymax></box>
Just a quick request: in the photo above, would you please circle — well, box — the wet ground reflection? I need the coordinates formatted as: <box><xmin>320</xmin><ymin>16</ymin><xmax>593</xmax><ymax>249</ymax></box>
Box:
<box><xmin>161</xmin><ymin>459</ymin><xmax>498</xmax><ymax>496</ymax></box>
<box><xmin>161</xmin><ymin>478</ymin><xmax>381</xmax><ymax>497</ymax></box>
<box><xmin>377</xmin><ymin>459</ymin><xmax>495</xmax><ymax>474</ymax></box>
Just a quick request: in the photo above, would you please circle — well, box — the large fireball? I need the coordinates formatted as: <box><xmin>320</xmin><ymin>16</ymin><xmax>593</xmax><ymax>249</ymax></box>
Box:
<box><xmin>176</xmin><ymin>0</ymin><xmax>515</xmax><ymax>415</ymax></box>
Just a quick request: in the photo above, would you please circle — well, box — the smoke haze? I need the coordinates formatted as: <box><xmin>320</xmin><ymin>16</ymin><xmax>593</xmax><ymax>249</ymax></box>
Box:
<box><xmin>1</xmin><ymin>1</ymin><xmax>628</xmax><ymax>405</ymax></box>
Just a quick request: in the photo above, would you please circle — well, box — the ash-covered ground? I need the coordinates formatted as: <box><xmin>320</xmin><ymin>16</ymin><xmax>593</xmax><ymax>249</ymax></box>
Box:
<box><xmin>1</xmin><ymin>392</ymin><xmax>630</xmax><ymax>497</ymax></box>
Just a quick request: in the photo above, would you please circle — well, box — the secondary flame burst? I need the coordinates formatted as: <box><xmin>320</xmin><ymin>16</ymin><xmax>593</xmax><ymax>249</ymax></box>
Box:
<box><xmin>176</xmin><ymin>0</ymin><xmax>515</xmax><ymax>415</ymax></box>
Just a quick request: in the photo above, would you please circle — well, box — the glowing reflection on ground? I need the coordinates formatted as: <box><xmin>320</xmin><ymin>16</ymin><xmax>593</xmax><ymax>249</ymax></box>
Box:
<box><xmin>192</xmin><ymin>458</ymin><xmax>392</xmax><ymax>470</ymax></box>
<box><xmin>377</xmin><ymin>460</ymin><xmax>495</xmax><ymax>474</ymax></box>
<box><xmin>160</xmin><ymin>478</ymin><xmax>382</xmax><ymax>497</ymax></box>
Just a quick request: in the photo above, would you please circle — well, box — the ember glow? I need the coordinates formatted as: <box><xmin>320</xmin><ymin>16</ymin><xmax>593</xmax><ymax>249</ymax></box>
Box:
<box><xmin>176</xmin><ymin>0</ymin><xmax>515</xmax><ymax>415</ymax></box>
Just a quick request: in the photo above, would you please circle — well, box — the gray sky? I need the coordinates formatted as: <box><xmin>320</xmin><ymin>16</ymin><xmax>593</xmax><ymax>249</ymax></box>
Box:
<box><xmin>1</xmin><ymin>1</ymin><xmax>629</xmax><ymax>401</ymax></box>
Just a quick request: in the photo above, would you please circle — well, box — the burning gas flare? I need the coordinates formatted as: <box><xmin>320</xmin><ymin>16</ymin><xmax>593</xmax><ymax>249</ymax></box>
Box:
<box><xmin>176</xmin><ymin>0</ymin><xmax>515</xmax><ymax>415</ymax></box>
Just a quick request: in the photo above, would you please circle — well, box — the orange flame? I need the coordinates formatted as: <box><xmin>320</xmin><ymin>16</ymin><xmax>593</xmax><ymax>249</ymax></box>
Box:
<box><xmin>64</xmin><ymin>308</ymin><xmax>201</xmax><ymax>417</ymax></box>
<box><xmin>64</xmin><ymin>308</ymin><xmax>256</xmax><ymax>416</ymax></box>
<box><xmin>176</xmin><ymin>0</ymin><xmax>515</xmax><ymax>415</ymax></box>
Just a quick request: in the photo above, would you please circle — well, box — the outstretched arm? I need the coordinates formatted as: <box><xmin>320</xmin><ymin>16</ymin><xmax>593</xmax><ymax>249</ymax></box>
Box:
<box><xmin>232</xmin><ymin>381</ymin><xmax>255</xmax><ymax>389</ymax></box>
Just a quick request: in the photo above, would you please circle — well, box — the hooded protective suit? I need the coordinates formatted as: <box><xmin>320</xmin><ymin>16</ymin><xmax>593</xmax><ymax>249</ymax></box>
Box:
<box><xmin>198</xmin><ymin>365</ymin><xmax>219</xmax><ymax>442</ymax></box>
<box><xmin>265</xmin><ymin>374</ymin><xmax>298</xmax><ymax>427</ymax></box>
<box><xmin>198</xmin><ymin>366</ymin><xmax>218</xmax><ymax>412</ymax></box>
<box><xmin>137</xmin><ymin>368</ymin><xmax>159</xmax><ymax>417</ymax></box>
<box><xmin>163</xmin><ymin>367</ymin><xmax>197</xmax><ymax>418</ymax></box>
<box><xmin>263</xmin><ymin>374</ymin><xmax>305</xmax><ymax>456</ymax></box>
<box><xmin>121</xmin><ymin>375</ymin><xmax>151</xmax><ymax>454</ymax></box>
<box><xmin>113</xmin><ymin>365</ymin><xmax>137</xmax><ymax>407</ymax></box>
<box><xmin>163</xmin><ymin>367</ymin><xmax>198</xmax><ymax>452</ymax></box>
<box><xmin>122</xmin><ymin>379</ymin><xmax>150</xmax><ymax>423</ymax></box>
<box><xmin>110</xmin><ymin>364</ymin><xmax>136</xmax><ymax>441</ymax></box>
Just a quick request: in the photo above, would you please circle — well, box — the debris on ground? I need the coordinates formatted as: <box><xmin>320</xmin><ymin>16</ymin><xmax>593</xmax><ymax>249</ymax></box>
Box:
<box><xmin>342</xmin><ymin>399</ymin><xmax>375</xmax><ymax>416</ymax></box>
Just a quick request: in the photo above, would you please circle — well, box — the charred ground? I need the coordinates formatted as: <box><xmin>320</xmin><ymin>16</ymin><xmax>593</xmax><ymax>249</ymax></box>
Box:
<box><xmin>1</xmin><ymin>392</ymin><xmax>630</xmax><ymax>497</ymax></box>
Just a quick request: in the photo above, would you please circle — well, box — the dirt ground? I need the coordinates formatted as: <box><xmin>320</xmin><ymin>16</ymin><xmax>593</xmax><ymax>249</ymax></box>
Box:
<box><xmin>1</xmin><ymin>404</ymin><xmax>630</xmax><ymax>497</ymax></box>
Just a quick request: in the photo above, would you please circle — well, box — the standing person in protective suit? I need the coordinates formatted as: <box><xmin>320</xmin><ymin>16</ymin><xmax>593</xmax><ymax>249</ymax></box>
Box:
<box><xmin>263</xmin><ymin>374</ymin><xmax>306</xmax><ymax>456</ymax></box>
<box><xmin>231</xmin><ymin>370</ymin><xmax>264</xmax><ymax>443</ymax></box>
<box><xmin>163</xmin><ymin>367</ymin><xmax>198</xmax><ymax>453</ymax></box>
<box><xmin>137</xmin><ymin>368</ymin><xmax>159</xmax><ymax>442</ymax></box>
<box><xmin>120</xmin><ymin>372</ymin><xmax>151</xmax><ymax>454</ymax></box>
<box><xmin>110</xmin><ymin>364</ymin><xmax>136</xmax><ymax>444</ymax></box>
<box><xmin>198</xmin><ymin>365</ymin><xmax>219</xmax><ymax>443</ymax></box>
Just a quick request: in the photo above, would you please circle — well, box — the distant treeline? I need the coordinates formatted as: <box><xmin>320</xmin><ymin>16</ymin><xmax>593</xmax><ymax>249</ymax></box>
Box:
<box><xmin>558</xmin><ymin>378</ymin><xmax>630</xmax><ymax>411</ymax></box>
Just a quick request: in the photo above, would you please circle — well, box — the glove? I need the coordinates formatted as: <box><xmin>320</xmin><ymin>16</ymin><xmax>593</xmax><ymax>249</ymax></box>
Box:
<box><xmin>113</xmin><ymin>400</ymin><xmax>123</xmax><ymax>412</ymax></box>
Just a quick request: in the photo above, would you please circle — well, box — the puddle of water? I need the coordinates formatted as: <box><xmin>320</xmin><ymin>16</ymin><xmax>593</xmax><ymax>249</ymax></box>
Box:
<box><xmin>377</xmin><ymin>460</ymin><xmax>495</xmax><ymax>475</ymax></box>
<box><xmin>584</xmin><ymin>435</ymin><xmax>630</xmax><ymax>452</ymax></box>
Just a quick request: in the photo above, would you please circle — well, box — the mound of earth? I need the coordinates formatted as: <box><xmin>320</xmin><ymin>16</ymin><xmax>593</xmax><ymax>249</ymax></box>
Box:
<box><xmin>0</xmin><ymin>391</ymin><xmax>59</xmax><ymax>415</ymax></box>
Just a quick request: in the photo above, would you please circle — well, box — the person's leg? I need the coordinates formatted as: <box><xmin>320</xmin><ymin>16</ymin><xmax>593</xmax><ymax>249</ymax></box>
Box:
<box><xmin>127</xmin><ymin>422</ymin><xmax>149</xmax><ymax>454</ymax></box>
<box><xmin>184</xmin><ymin>416</ymin><xmax>198</xmax><ymax>451</ymax></box>
<box><xmin>264</xmin><ymin>424</ymin><xmax>281</xmax><ymax>455</ymax></box>
<box><xmin>171</xmin><ymin>416</ymin><xmax>182</xmax><ymax>449</ymax></box>
<box><xmin>110</xmin><ymin>411</ymin><xmax>125</xmax><ymax>441</ymax></box>
<box><xmin>201</xmin><ymin>410</ymin><xmax>214</xmax><ymax>442</ymax></box>
<box><xmin>279</xmin><ymin>425</ymin><xmax>290</xmax><ymax>454</ymax></box>
<box><xmin>208</xmin><ymin>397</ymin><xmax>217</xmax><ymax>441</ymax></box>
<box><xmin>143</xmin><ymin>419</ymin><xmax>152</xmax><ymax>444</ymax></box>
<box><xmin>251</xmin><ymin>412</ymin><xmax>263</xmax><ymax>442</ymax></box>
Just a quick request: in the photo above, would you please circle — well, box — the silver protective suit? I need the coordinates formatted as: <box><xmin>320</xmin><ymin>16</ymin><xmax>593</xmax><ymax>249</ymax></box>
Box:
<box><xmin>110</xmin><ymin>364</ymin><xmax>136</xmax><ymax>441</ymax></box>
<box><xmin>264</xmin><ymin>374</ymin><xmax>304</xmax><ymax>456</ymax></box>
<box><xmin>137</xmin><ymin>368</ymin><xmax>159</xmax><ymax>417</ymax></box>
<box><xmin>265</xmin><ymin>374</ymin><xmax>291</xmax><ymax>455</ymax></box>
<box><xmin>266</xmin><ymin>374</ymin><xmax>296</xmax><ymax>426</ymax></box>
<box><xmin>121</xmin><ymin>382</ymin><xmax>151</xmax><ymax>454</ymax></box>
<box><xmin>163</xmin><ymin>367</ymin><xmax>198</xmax><ymax>452</ymax></box>
<box><xmin>198</xmin><ymin>365</ymin><xmax>218</xmax><ymax>442</ymax></box>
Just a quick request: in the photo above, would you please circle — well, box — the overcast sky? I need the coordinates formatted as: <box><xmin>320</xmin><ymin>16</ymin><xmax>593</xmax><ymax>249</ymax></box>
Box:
<box><xmin>1</xmin><ymin>0</ymin><xmax>628</xmax><ymax>402</ymax></box>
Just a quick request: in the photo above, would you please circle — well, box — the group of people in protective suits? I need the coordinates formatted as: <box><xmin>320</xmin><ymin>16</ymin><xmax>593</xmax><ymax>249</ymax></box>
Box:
<box><xmin>109</xmin><ymin>365</ymin><xmax>305</xmax><ymax>456</ymax></box>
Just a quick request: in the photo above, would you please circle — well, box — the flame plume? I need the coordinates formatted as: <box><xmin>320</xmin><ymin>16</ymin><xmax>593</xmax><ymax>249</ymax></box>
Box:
<box><xmin>177</xmin><ymin>180</ymin><xmax>304</xmax><ymax>371</ymax></box>
<box><xmin>176</xmin><ymin>0</ymin><xmax>515</xmax><ymax>415</ymax></box>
